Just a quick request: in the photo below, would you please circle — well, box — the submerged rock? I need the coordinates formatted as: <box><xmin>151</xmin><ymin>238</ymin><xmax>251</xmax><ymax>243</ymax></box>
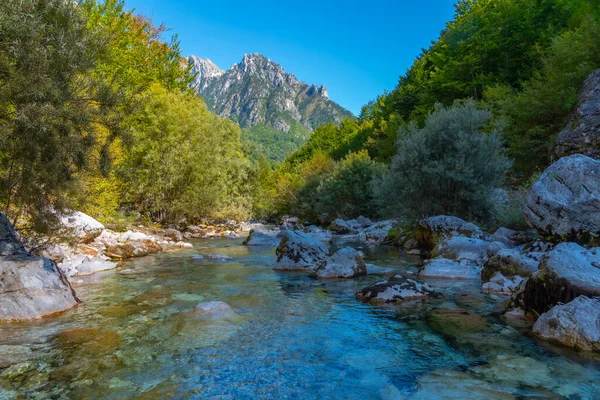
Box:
<box><xmin>313</xmin><ymin>247</ymin><xmax>366</xmax><ymax>279</ymax></box>
<box><xmin>273</xmin><ymin>230</ymin><xmax>329</xmax><ymax>271</ymax></box>
<box><xmin>523</xmin><ymin>154</ymin><xmax>600</xmax><ymax>240</ymax></box>
<box><xmin>419</xmin><ymin>258</ymin><xmax>481</xmax><ymax>280</ymax></box>
<box><xmin>416</xmin><ymin>215</ymin><xmax>483</xmax><ymax>250</ymax></box>
<box><xmin>355</xmin><ymin>275</ymin><xmax>442</xmax><ymax>304</ymax></box>
<box><xmin>427</xmin><ymin>307</ymin><xmax>487</xmax><ymax>337</ymax></box>
<box><xmin>473</xmin><ymin>354</ymin><xmax>552</xmax><ymax>389</ymax></box>
<box><xmin>195</xmin><ymin>301</ymin><xmax>237</xmax><ymax>318</ymax></box>
<box><xmin>410</xmin><ymin>369</ymin><xmax>514</xmax><ymax>400</ymax></box>
<box><xmin>533</xmin><ymin>296</ymin><xmax>600</xmax><ymax>352</ymax></box>
<box><xmin>206</xmin><ymin>254</ymin><xmax>233</xmax><ymax>261</ymax></box>
<box><xmin>524</xmin><ymin>243</ymin><xmax>600</xmax><ymax>315</ymax></box>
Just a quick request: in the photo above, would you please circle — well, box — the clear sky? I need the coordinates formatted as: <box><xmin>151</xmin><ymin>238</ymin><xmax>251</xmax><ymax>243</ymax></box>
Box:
<box><xmin>125</xmin><ymin>0</ymin><xmax>457</xmax><ymax>115</ymax></box>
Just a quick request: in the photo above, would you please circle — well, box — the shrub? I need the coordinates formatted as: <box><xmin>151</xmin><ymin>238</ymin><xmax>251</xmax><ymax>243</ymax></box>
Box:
<box><xmin>295</xmin><ymin>151</ymin><xmax>385</xmax><ymax>221</ymax></box>
<box><xmin>376</xmin><ymin>100</ymin><xmax>511</xmax><ymax>221</ymax></box>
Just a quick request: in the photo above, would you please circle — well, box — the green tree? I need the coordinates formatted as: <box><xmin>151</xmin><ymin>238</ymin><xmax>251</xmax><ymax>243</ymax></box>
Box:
<box><xmin>119</xmin><ymin>85</ymin><xmax>252</xmax><ymax>223</ymax></box>
<box><xmin>0</xmin><ymin>0</ymin><xmax>108</xmax><ymax>231</ymax></box>
<box><xmin>376</xmin><ymin>101</ymin><xmax>511</xmax><ymax>221</ymax></box>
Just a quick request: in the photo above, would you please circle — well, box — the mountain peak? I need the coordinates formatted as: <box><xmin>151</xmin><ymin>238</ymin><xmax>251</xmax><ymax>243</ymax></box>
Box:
<box><xmin>188</xmin><ymin>53</ymin><xmax>354</xmax><ymax>131</ymax></box>
<box><xmin>188</xmin><ymin>55</ymin><xmax>224</xmax><ymax>91</ymax></box>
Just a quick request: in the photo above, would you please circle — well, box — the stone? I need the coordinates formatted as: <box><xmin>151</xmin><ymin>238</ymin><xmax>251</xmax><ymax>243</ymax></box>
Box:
<box><xmin>0</xmin><ymin>213</ymin><xmax>25</xmax><ymax>256</ymax></box>
<box><xmin>487</xmin><ymin>227</ymin><xmax>533</xmax><ymax>247</ymax></box>
<box><xmin>482</xmin><ymin>272</ymin><xmax>524</xmax><ymax>294</ymax></box>
<box><xmin>473</xmin><ymin>355</ymin><xmax>552</xmax><ymax>388</ymax></box>
<box><xmin>533</xmin><ymin>296</ymin><xmax>600</xmax><ymax>352</ymax></box>
<box><xmin>118</xmin><ymin>230</ymin><xmax>152</xmax><ymax>243</ymax></box>
<box><xmin>427</xmin><ymin>307</ymin><xmax>487</xmax><ymax>337</ymax></box>
<box><xmin>273</xmin><ymin>230</ymin><xmax>329</xmax><ymax>271</ymax></box>
<box><xmin>524</xmin><ymin>243</ymin><xmax>600</xmax><ymax>315</ymax></box>
<box><xmin>416</xmin><ymin>215</ymin><xmax>482</xmax><ymax>250</ymax></box>
<box><xmin>59</xmin><ymin>211</ymin><xmax>104</xmax><ymax>243</ymax></box>
<box><xmin>206</xmin><ymin>254</ymin><xmax>232</xmax><ymax>261</ymax></box>
<box><xmin>358</xmin><ymin>220</ymin><xmax>395</xmax><ymax>245</ymax></box>
<box><xmin>523</xmin><ymin>154</ymin><xmax>600</xmax><ymax>240</ymax></box>
<box><xmin>0</xmin><ymin>345</ymin><xmax>33</xmax><ymax>368</ymax></box>
<box><xmin>0</xmin><ymin>255</ymin><xmax>78</xmax><ymax>321</ymax></box>
<box><xmin>104</xmin><ymin>243</ymin><xmax>136</xmax><ymax>260</ymax></box>
<box><xmin>313</xmin><ymin>247</ymin><xmax>367</xmax><ymax>279</ymax></box>
<box><xmin>555</xmin><ymin>69</ymin><xmax>600</xmax><ymax>159</ymax></box>
<box><xmin>357</xmin><ymin>216</ymin><xmax>374</xmax><ymax>227</ymax></box>
<box><xmin>164</xmin><ymin>228</ymin><xmax>183</xmax><ymax>242</ymax></box>
<box><xmin>410</xmin><ymin>369</ymin><xmax>514</xmax><ymax>400</ymax></box>
<box><xmin>243</xmin><ymin>229</ymin><xmax>280</xmax><ymax>247</ymax></box>
<box><xmin>41</xmin><ymin>243</ymin><xmax>66</xmax><ymax>263</ymax></box>
<box><xmin>195</xmin><ymin>301</ymin><xmax>237</xmax><ymax>318</ymax></box>
<box><xmin>75</xmin><ymin>257</ymin><xmax>118</xmax><ymax>276</ymax></box>
<box><xmin>482</xmin><ymin>248</ymin><xmax>540</xmax><ymax>282</ymax></box>
<box><xmin>432</xmin><ymin>236</ymin><xmax>494</xmax><ymax>265</ymax></box>
<box><xmin>355</xmin><ymin>275</ymin><xmax>442</xmax><ymax>304</ymax></box>
<box><xmin>419</xmin><ymin>258</ymin><xmax>482</xmax><ymax>280</ymax></box>
<box><xmin>329</xmin><ymin>218</ymin><xmax>355</xmax><ymax>234</ymax></box>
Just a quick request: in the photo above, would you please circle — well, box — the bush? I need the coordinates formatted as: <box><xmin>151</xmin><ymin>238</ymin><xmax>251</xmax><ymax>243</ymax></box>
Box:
<box><xmin>294</xmin><ymin>151</ymin><xmax>385</xmax><ymax>221</ymax></box>
<box><xmin>376</xmin><ymin>100</ymin><xmax>511</xmax><ymax>221</ymax></box>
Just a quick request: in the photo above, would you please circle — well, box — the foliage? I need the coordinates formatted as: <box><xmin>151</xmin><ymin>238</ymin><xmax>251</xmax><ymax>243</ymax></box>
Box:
<box><xmin>0</xmin><ymin>0</ymin><xmax>109</xmax><ymax>231</ymax></box>
<box><xmin>375</xmin><ymin>101</ymin><xmax>511</xmax><ymax>221</ymax></box>
<box><xmin>295</xmin><ymin>151</ymin><xmax>386</xmax><ymax>221</ymax></box>
<box><xmin>486</xmin><ymin>9</ymin><xmax>600</xmax><ymax>177</ymax></box>
<box><xmin>119</xmin><ymin>85</ymin><xmax>252</xmax><ymax>223</ymax></box>
<box><xmin>243</xmin><ymin>122</ymin><xmax>310</xmax><ymax>163</ymax></box>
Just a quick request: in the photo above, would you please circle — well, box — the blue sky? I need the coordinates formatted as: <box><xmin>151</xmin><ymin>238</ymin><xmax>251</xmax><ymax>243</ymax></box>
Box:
<box><xmin>125</xmin><ymin>0</ymin><xmax>457</xmax><ymax>115</ymax></box>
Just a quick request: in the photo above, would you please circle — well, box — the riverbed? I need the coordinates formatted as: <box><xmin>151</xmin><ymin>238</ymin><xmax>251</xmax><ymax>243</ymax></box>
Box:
<box><xmin>1</xmin><ymin>237</ymin><xmax>599</xmax><ymax>399</ymax></box>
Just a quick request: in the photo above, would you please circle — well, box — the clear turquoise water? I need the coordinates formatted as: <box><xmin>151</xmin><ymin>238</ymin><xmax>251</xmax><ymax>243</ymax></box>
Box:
<box><xmin>1</xmin><ymin>238</ymin><xmax>600</xmax><ymax>399</ymax></box>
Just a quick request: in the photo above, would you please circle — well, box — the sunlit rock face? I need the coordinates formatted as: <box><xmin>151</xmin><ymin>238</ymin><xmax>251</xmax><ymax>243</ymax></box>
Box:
<box><xmin>0</xmin><ymin>213</ymin><xmax>78</xmax><ymax>322</ymax></box>
<box><xmin>187</xmin><ymin>53</ymin><xmax>354</xmax><ymax>132</ymax></box>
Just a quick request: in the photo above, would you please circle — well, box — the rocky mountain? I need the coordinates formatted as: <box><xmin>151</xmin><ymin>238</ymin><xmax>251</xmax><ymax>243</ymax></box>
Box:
<box><xmin>187</xmin><ymin>53</ymin><xmax>354</xmax><ymax>134</ymax></box>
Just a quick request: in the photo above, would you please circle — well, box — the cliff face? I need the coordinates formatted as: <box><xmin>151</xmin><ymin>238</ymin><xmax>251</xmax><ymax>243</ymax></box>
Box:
<box><xmin>188</xmin><ymin>53</ymin><xmax>354</xmax><ymax>133</ymax></box>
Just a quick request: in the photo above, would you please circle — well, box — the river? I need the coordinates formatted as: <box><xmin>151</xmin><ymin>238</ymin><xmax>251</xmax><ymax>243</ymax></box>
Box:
<box><xmin>1</xmin><ymin>237</ymin><xmax>599</xmax><ymax>399</ymax></box>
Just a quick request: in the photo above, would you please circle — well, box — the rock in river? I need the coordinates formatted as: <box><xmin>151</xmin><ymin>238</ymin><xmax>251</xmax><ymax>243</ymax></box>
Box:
<box><xmin>0</xmin><ymin>213</ymin><xmax>79</xmax><ymax>322</ymax></box>
<box><xmin>419</xmin><ymin>258</ymin><xmax>481</xmax><ymax>280</ymax></box>
<box><xmin>355</xmin><ymin>275</ymin><xmax>442</xmax><ymax>304</ymax></box>
<box><xmin>313</xmin><ymin>247</ymin><xmax>366</xmax><ymax>279</ymax></box>
<box><xmin>533</xmin><ymin>296</ymin><xmax>600</xmax><ymax>352</ymax></box>
<box><xmin>273</xmin><ymin>230</ymin><xmax>329</xmax><ymax>271</ymax></box>
<box><xmin>416</xmin><ymin>215</ymin><xmax>483</xmax><ymax>250</ymax></box>
<box><xmin>524</xmin><ymin>242</ymin><xmax>600</xmax><ymax>315</ymax></box>
<box><xmin>195</xmin><ymin>301</ymin><xmax>237</xmax><ymax>318</ymax></box>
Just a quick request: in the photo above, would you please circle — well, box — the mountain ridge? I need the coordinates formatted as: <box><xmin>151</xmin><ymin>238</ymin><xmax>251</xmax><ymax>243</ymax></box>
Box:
<box><xmin>188</xmin><ymin>53</ymin><xmax>354</xmax><ymax>134</ymax></box>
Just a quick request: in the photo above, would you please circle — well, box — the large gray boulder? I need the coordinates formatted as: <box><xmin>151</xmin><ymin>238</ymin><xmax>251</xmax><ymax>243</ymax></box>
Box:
<box><xmin>533</xmin><ymin>296</ymin><xmax>600</xmax><ymax>352</ymax></box>
<box><xmin>243</xmin><ymin>228</ymin><xmax>280</xmax><ymax>247</ymax></box>
<box><xmin>60</xmin><ymin>211</ymin><xmax>105</xmax><ymax>243</ymax></box>
<box><xmin>273</xmin><ymin>230</ymin><xmax>330</xmax><ymax>271</ymax></box>
<box><xmin>313</xmin><ymin>247</ymin><xmax>366</xmax><ymax>279</ymax></box>
<box><xmin>0</xmin><ymin>213</ymin><xmax>78</xmax><ymax>321</ymax></box>
<box><xmin>555</xmin><ymin>69</ymin><xmax>600</xmax><ymax>159</ymax></box>
<box><xmin>416</xmin><ymin>215</ymin><xmax>483</xmax><ymax>250</ymax></box>
<box><xmin>358</xmin><ymin>219</ymin><xmax>394</xmax><ymax>245</ymax></box>
<box><xmin>419</xmin><ymin>258</ymin><xmax>482</xmax><ymax>280</ymax></box>
<box><xmin>0</xmin><ymin>256</ymin><xmax>79</xmax><ymax>321</ymax></box>
<box><xmin>523</xmin><ymin>154</ymin><xmax>600</xmax><ymax>239</ymax></box>
<box><xmin>482</xmin><ymin>248</ymin><xmax>540</xmax><ymax>282</ymax></box>
<box><xmin>524</xmin><ymin>243</ymin><xmax>600</xmax><ymax>315</ymax></box>
<box><xmin>432</xmin><ymin>236</ymin><xmax>497</xmax><ymax>266</ymax></box>
<box><xmin>355</xmin><ymin>275</ymin><xmax>442</xmax><ymax>304</ymax></box>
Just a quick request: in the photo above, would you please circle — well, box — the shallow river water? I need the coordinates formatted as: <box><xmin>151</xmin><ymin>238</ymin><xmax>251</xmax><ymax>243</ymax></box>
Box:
<box><xmin>1</xmin><ymin>237</ymin><xmax>600</xmax><ymax>399</ymax></box>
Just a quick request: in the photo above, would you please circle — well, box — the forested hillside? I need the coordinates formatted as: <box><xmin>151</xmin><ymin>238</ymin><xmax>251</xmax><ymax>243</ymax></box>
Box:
<box><xmin>256</xmin><ymin>0</ymin><xmax>600</xmax><ymax>224</ymax></box>
<box><xmin>0</xmin><ymin>0</ymin><xmax>253</xmax><ymax>231</ymax></box>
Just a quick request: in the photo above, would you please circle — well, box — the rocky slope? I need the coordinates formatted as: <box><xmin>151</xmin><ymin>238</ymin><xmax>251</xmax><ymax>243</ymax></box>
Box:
<box><xmin>188</xmin><ymin>53</ymin><xmax>354</xmax><ymax>134</ymax></box>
